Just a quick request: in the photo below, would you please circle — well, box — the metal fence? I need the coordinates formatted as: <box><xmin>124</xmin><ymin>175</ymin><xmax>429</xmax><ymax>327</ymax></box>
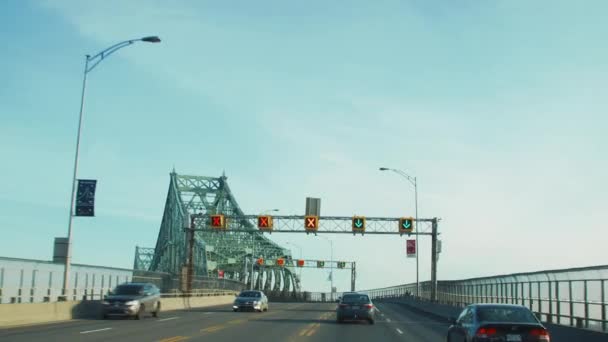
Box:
<box><xmin>0</xmin><ymin>257</ymin><xmax>245</xmax><ymax>303</ymax></box>
<box><xmin>365</xmin><ymin>265</ymin><xmax>608</xmax><ymax>333</ymax></box>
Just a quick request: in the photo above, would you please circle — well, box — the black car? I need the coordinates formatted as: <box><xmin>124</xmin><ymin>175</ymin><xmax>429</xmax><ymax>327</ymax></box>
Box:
<box><xmin>447</xmin><ymin>304</ymin><xmax>551</xmax><ymax>342</ymax></box>
<box><xmin>102</xmin><ymin>283</ymin><xmax>162</xmax><ymax>320</ymax></box>
<box><xmin>336</xmin><ymin>292</ymin><xmax>376</xmax><ymax>324</ymax></box>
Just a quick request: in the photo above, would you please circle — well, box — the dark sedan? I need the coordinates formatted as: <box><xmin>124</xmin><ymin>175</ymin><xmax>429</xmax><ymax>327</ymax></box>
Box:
<box><xmin>447</xmin><ymin>304</ymin><xmax>551</xmax><ymax>342</ymax></box>
<box><xmin>336</xmin><ymin>293</ymin><xmax>376</xmax><ymax>324</ymax></box>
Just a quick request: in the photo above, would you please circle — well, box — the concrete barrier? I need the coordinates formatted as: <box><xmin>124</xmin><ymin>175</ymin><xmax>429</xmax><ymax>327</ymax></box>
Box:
<box><xmin>0</xmin><ymin>294</ymin><xmax>236</xmax><ymax>328</ymax></box>
<box><xmin>377</xmin><ymin>297</ymin><xmax>608</xmax><ymax>342</ymax></box>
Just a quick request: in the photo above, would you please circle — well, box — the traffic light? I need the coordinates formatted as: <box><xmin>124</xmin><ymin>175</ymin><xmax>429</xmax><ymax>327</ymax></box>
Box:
<box><xmin>210</xmin><ymin>214</ymin><xmax>226</xmax><ymax>229</ymax></box>
<box><xmin>305</xmin><ymin>216</ymin><xmax>319</xmax><ymax>232</ymax></box>
<box><xmin>337</xmin><ymin>261</ymin><xmax>346</xmax><ymax>269</ymax></box>
<box><xmin>297</xmin><ymin>259</ymin><xmax>305</xmax><ymax>267</ymax></box>
<box><xmin>257</xmin><ymin>258</ymin><xmax>264</xmax><ymax>265</ymax></box>
<box><xmin>276</xmin><ymin>258</ymin><xmax>285</xmax><ymax>266</ymax></box>
<box><xmin>352</xmin><ymin>216</ymin><xmax>365</xmax><ymax>233</ymax></box>
<box><xmin>317</xmin><ymin>260</ymin><xmax>325</xmax><ymax>268</ymax></box>
<box><xmin>399</xmin><ymin>217</ymin><xmax>414</xmax><ymax>234</ymax></box>
<box><xmin>257</xmin><ymin>215</ymin><xmax>273</xmax><ymax>231</ymax></box>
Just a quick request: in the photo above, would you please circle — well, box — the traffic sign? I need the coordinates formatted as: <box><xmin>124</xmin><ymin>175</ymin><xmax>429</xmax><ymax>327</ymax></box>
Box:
<box><xmin>276</xmin><ymin>258</ymin><xmax>285</xmax><ymax>266</ymax></box>
<box><xmin>305</xmin><ymin>216</ymin><xmax>319</xmax><ymax>232</ymax></box>
<box><xmin>317</xmin><ymin>260</ymin><xmax>325</xmax><ymax>268</ymax></box>
<box><xmin>257</xmin><ymin>215</ymin><xmax>273</xmax><ymax>231</ymax></box>
<box><xmin>297</xmin><ymin>259</ymin><xmax>305</xmax><ymax>267</ymax></box>
<box><xmin>399</xmin><ymin>217</ymin><xmax>414</xmax><ymax>234</ymax></box>
<box><xmin>406</xmin><ymin>239</ymin><xmax>416</xmax><ymax>258</ymax></box>
<box><xmin>352</xmin><ymin>216</ymin><xmax>366</xmax><ymax>233</ymax></box>
<box><xmin>210</xmin><ymin>214</ymin><xmax>226</xmax><ymax>229</ymax></box>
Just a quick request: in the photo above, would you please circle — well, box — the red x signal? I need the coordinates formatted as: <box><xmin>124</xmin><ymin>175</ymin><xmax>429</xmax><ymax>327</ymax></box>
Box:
<box><xmin>276</xmin><ymin>258</ymin><xmax>285</xmax><ymax>266</ymax></box>
<box><xmin>297</xmin><ymin>259</ymin><xmax>305</xmax><ymax>267</ymax></box>
<box><xmin>257</xmin><ymin>215</ymin><xmax>273</xmax><ymax>231</ymax></box>
<box><xmin>210</xmin><ymin>214</ymin><xmax>225</xmax><ymax>229</ymax></box>
<box><xmin>257</xmin><ymin>258</ymin><xmax>264</xmax><ymax>265</ymax></box>
<box><xmin>305</xmin><ymin>216</ymin><xmax>318</xmax><ymax>231</ymax></box>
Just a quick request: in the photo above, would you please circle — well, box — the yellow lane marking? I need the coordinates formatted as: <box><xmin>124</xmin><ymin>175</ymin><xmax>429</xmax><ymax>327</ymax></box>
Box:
<box><xmin>158</xmin><ymin>336</ymin><xmax>189</xmax><ymax>342</ymax></box>
<box><xmin>306</xmin><ymin>323</ymin><xmax>321</xmax><ymax>336</ymax></box>
<box><xmin>227</xmin><ymin>319</ymin><xmax>246</xmax><ymax>325</ymax></box>
<box><xmin>299</xmin><ymin>323</ymin><xmax>316</xmax><ymax>336</ymax></box>
<box><xmin>200</xmin><ymin>325</ymin><xmax>225</xmax><ymax>333</ymax></box>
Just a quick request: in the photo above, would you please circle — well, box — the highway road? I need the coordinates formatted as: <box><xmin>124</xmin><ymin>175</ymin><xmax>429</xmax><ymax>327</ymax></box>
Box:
<box><xmin>0</xmin><ymin>302</ymin><xmax>449</xmax><ymax>342</ymax></box>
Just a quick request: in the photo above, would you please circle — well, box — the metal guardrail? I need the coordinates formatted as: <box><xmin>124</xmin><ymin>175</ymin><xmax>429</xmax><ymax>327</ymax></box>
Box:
<box><xmin>364</xmin><ymin>265</ymin><xmax>608</xmax><ymax>333</ymax></box>
<box><xmin>0</xmin><ymin>257</ymin><xmax>247</xmax><ymax>304</ymax></box>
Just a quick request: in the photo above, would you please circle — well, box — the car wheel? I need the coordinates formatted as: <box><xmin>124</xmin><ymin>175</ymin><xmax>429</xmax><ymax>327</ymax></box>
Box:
<box><xmin>152</xmin><ymin>302</ymin><xmax>161</xmax><ymax>318</ymax></box>
<box><xmin>102</xmin><ymin>314</ymin><xmax>108</xmax><ymax>320</ymax></box>
<box><xmin>233</xmin><ymin>308</ymin><xmax>238</xmax><ymax>312</ymax></box>
<box><xmin>368</xmin><ymin>318</ymin><xmax>375</xmax><ymax>325</ymax></box>
<box><xmin>135</xmin><ymin>305</ymin><xmax>144</xmax><ymax>320</ymax></box>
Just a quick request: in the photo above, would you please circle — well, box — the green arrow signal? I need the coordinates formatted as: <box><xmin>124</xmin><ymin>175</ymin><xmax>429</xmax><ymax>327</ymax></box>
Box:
<box><xmin>402</xmin><ymin>220</ymin><xmax>412</xmax><ymax>229</ymax></box>
<box><xmin>354</xmin><ymin>219</ymin><xmax>363</xmax><ymax>228</ymax></box>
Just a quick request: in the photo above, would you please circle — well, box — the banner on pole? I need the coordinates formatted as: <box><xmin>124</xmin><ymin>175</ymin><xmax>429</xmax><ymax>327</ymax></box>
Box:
<box><xmin>75</xmin><ymin>179</ymin><xmax>97</xmax><ymax>217</ymax></box>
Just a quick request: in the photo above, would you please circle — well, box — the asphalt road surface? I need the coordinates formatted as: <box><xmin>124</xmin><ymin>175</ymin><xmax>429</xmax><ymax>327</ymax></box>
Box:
<box><xmin>0</xmin><ymin>302</ymin><xmax>449</xmax><ymax>342</ymax></box>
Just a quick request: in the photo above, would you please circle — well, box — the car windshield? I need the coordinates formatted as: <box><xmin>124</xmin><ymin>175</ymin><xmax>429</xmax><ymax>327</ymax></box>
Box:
<box><xmin>239</xmin><ymin>291</ymin><xmax>261</xmax><ymax>298</ymax></box>
<box><xmin>341</xmin><ymin>294</ymin><xmax>370</xmax><ymax>304</ymax></box>
<box><xmin>476</xmin><ymin>307</ymin><xmax>537</xmax><ymax>323</ymax></box>
<box><xmin>113</xmin><ymin>285</ymin><xmax>144</xmax><ymax>295</ymax></box>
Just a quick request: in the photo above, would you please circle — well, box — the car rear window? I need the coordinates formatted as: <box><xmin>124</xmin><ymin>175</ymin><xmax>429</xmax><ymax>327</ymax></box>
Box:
<box><xmin>113</xmin><ymin>285</ymin><xmax>144</xmax><ymax>295</ymax></box>
<box><xmin>239</xmin><ymin>291</ymin><xmax>261</xmax><ymax>298</ymax></box>
<box><xmin>476</xmin><ymin>307</ymin><xmax>537</xmax><ymax>323</ymax></box>
<box><xmin>341</xmin><ymin>294</ymin><xmax>370</xmax><ymax>304</ymax></box>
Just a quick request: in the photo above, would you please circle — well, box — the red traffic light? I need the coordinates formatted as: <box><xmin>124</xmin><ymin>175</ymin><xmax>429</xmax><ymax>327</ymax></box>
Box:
<box><xmin>297</xmin><ymin>259</ymin><xmax>305</xmax><ymax>267</ymax></box>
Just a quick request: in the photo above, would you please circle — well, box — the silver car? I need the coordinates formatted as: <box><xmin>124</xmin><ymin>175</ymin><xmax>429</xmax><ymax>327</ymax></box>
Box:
<box><xmin>233</xmin><ymin>290</ymin><xmax>269</xmax><ymax>312</ymax></box>
<box><xmin>102</xmin><ymin>283</ymin><xmax>162</xmax><ymax>320</ymax></box>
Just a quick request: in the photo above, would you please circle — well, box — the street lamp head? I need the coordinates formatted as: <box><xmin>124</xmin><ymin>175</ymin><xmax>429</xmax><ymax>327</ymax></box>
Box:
<box><xmin>379</xmin><ymin>167</ymin><xmax>389</xmax><ymax>171</ymax></box>
<box><xmin>141</xmin><ymin>36</ymin><xmax>161</xmax><ymax>43</ymax></box>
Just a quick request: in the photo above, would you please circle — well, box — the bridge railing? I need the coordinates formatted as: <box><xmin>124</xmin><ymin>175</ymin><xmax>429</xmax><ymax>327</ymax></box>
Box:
<box><xmin>365</xmin><ymin>265</ymin><xmax>608</xmax><ymax>333</ymax></box>
<box><xmin>0</xmin><ymin>256</ymin><xmax>247</xmax><ymax>303</ymax></box>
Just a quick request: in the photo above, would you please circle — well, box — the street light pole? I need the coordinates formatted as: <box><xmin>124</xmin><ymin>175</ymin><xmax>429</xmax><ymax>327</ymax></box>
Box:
<box><xmin>62</xmin><ymin>36</ymin><xmax>161</xmax><ymax>298</ymax></box>
<box><xmin>319</xmin><ymin>235</ymin><xmax>334</xmax><ymax>301</ymax></box>
<box><xmin>285</xmin><ymin>241</ymin><xmax>303</xmax><ymax>280</ymax></box>
<box><xmin>250</xmin><ymin>209</ymin><xmax>279</xmax><ymax>290</ymax></box>
<box><xmin>379</xmin><ymin>167</ymin><xmax>419</xmax><ymax>298</ymax></box>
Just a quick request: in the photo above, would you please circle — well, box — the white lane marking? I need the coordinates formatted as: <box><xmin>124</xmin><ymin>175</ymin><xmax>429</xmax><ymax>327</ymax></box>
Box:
<box><xmin>396</xmin><ymin>328</ymin><xmax>404</xmax><ymax>335</ymax></box>
<box><xmin>158</xmin><ymin>317</ymin><xmax>180</xmax><ymax>322</ymax></box>
<box><xmin>204</xmin><ymin>312</ymin><xmax>214</xmax><ymax>315</ymax></box>
<box><xmin>80</xmin><ymin>328</ymin><xmax>112</xmax><ymax>334</ymax></box>
<box><xmin>386</xmin><ymin>318</ymin><xmax>392</xmax><ymax>323</ymax></box>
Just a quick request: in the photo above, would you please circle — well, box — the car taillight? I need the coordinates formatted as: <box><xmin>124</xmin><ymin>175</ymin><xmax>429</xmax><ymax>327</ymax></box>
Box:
<box><xmin>475</xmin><ymin>327</ymin><xmax>497</xmax><ymax>338</ymax></box>
<box><xmin>530</xmin><ymin>328</ymin><xmax>550</xmax><ymax>341</ymax></box>
<box><xmin>363</xmin><ymin>304</ymin><xmax>373</xmax><ymax>309</ymax></box>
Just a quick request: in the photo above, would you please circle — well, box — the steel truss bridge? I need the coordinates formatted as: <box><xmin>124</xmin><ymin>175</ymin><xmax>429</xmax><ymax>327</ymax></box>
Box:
<box><xmin>133</xmin><ymin>172</ymin><xmax>301</xmax><ymax>295</ymax></box>
<box><xmin>134</xmin><ymin>171</ymin><xmax>441</xmax><ymax>297</ymax></box>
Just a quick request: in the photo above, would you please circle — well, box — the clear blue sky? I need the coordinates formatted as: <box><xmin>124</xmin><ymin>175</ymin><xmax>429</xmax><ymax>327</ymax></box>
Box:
<box><xmin>1</xmin><ymin>0</ymin><xmax>606</xmax><ymax>291</ymax></box>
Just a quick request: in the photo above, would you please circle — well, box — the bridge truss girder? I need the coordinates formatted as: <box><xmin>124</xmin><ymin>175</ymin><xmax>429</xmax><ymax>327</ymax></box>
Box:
<box><xmin>133</xmin><ymin>171</ymin><xmax>299</xmax><ymax>293</ymax></box>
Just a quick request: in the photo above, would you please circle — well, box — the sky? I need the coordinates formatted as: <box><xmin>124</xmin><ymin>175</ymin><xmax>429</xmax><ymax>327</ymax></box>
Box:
<box><xmin>0</xmin><ymin>0</ymin><xmax>607</xmax><ymax>292</ymax></box>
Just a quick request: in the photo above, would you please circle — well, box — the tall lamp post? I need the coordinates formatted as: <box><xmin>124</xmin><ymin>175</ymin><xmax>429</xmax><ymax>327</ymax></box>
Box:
<box><xmin>250</xmin><ymin>209</ymin><xmax>279</xmax><ymax>290</ymax></box>
<box><xmin>62</xmin><ymin>36</ymin><xmax>161</xmax><ymax>297</ymax></box>
<box><xmin>319</xmin><ymin>235</ymin><xmax>334</xmax><ymax>301</ymax></box>
<box><xmin>379</xmin><ymin>167</ymin><xmax>419</xmax><ymax>297</ymax></box>
<box><xmin>285</xmin><ymin>241</ymin><xmax>303</xmax><ymax>280</ymax></box>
